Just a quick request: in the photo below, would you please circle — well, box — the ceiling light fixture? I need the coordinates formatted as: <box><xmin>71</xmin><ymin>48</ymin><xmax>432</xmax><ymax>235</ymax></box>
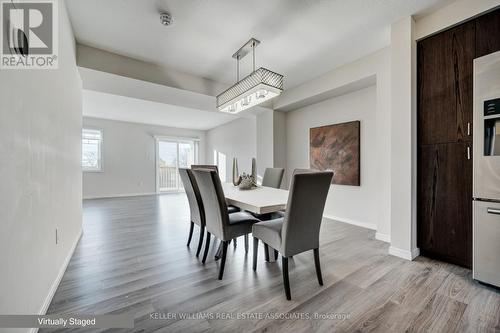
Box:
<box><xmin>216</xmin><ymin>38</ymin><xmax>283</xmax><ymax>114</ymax></box>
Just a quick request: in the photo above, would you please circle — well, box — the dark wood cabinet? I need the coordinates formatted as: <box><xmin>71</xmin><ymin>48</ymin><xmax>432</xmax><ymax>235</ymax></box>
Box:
<box><xmin>417</xmin><ymin>143</ymin><xmax>472</xmax><ymax>267</ymax></box>
<box><xmin>476</xmin><ymin>8</ymin><xmax>500</xmax><ymax>58</ymax></box>
<box><xmin>418</xmin><ymin>7</ymin><xmax>500</xmax><ymax>269</ymax></box>
<box><xmin>417</xmin><ymin>21</ymin><xmax>474</xmax><ymax>146</ymax></box>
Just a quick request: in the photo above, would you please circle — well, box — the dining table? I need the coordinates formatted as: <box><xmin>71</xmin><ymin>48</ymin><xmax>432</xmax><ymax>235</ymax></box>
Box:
<box><xmin>215</xmin><ymin>182</ymin><xmax>289</xmax><ymax>262</ymax></box>
<box><xmin>221</xmin><ymin>182</ymin><xmax>289</xmax><ymax>214</ymax></box>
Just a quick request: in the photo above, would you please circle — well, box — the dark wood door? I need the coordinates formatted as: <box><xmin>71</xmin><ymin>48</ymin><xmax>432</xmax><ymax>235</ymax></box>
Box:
<box><xmin>417</xmin><ymin>143</ymin><xmax>472</xmax><ymax>268</ymax></box>
<box><xmin>476</xmin><ymin>8</ymin><xmax>500</xmax><ymax>58</ymax></box>
<box><xmin>417</xmin><ymin>21</ymin><xmax>475</xmax><ymax>145</ymax></box>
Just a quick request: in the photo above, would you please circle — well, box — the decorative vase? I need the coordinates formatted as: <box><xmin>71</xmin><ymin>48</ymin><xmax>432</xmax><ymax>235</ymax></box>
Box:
<box><xmin>232</xmin><ymin>158</ymin><xmax>241</xmax><ymax>186</ymax></box>
<box><xmin>251</xmin><ymin>158</ymin><xmax>257</xmax><ymax>183</ymax></box>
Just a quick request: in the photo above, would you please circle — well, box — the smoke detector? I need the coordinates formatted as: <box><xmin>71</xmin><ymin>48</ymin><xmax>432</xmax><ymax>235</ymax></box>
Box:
<box><xmin>160</xmin><ymin>12</ymin><xmax>173</xmax><ymax>26</ymax></box>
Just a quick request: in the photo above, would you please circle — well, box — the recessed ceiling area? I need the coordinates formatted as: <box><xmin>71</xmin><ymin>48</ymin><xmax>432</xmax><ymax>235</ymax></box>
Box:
<box><xmin>82</xmin><ymin>90</ymin><xmax>237</xmax><ymax>130</ymax></box>
<box><xmin>66</xmin><ymin>0</ymin><xmax>454</xmax><ymax>90</ymax></box>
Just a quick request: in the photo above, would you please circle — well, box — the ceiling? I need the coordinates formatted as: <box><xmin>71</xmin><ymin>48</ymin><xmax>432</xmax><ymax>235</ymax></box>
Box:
<box><xmin>66</xmin><ymin>0</ymin><xmax>453</xmax><ymax>90</ymax></box>
<box><xmin>82</xmin><ymin>90</ymin><xmax>237</xmax><ymax>130</ymax></box>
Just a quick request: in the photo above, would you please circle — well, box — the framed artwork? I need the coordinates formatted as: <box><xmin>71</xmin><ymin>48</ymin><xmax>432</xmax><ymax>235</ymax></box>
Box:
<box><xmin>310</xmin><ymin>120</ymin><xmax>360</xmax><ymax>186</ymax></box>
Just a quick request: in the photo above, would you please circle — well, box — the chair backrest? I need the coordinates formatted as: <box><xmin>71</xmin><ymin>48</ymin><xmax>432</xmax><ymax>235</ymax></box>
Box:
<box><xmin>192</xmin><ymin>169</ymin><xmax>230</xmax><ymax>240</ymax></box>
<box><xmin>281</xmin><ymin>169</ymin><xmax>333</xmax><ymax>256</ymax></box>
<box><xmin>192</xmin><ymin>165</ymin><xmax>219</xmax><ymax>173</ymax></box>
<box><xmin>179</xmin><ymin>168</ymin><xmax>204</xmax><ymax>226</ymax></box>
<box><xmin>262</xmin><ymin>168</ymin><xmax>285</xmax><ymax>189</ymax></box>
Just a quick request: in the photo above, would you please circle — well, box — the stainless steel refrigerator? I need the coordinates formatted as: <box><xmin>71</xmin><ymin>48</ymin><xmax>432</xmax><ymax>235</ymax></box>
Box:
<box><xmin>473</xmin><ymin>51</ymin><xmax>500</xmax><ymax>288</ymax></box>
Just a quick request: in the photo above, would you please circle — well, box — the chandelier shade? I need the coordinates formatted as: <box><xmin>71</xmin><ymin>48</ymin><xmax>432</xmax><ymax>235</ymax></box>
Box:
<box><xmin>216</xmin><ymin>67</ymin><xmax>283</xmax><ymax>113</ymax></box>
<box><xmin>216</xmin><ymin>38</ymin><xmax>284</xmax><ymax>114</ymax></box>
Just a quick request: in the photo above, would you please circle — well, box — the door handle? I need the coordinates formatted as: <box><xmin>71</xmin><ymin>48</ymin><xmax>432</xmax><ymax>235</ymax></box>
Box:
<box><xmin>467</xmin><ymin>122</ymin><xmax>471</xmax><ymax>136</ymax></box>
<box><xmin>467</xmin><ymin>146</ymin><xmax>471</xmax><ymax>160</ymax></box>
<box><xmin>487</xmin><ymin>208</ymin><xmax>500</xmax><ymax>215</ymax></box>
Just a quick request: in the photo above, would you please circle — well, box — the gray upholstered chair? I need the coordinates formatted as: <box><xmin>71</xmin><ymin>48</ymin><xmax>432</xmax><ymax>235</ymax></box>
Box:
<box><xmin>193</xmin><ymin>169</ymin><xmax>260</xmax><ymax>280</ymax></box>
<box><xmin>191</xmin><ymin>164</ymin><xmax>239</xmax><ymax>215</ymax></box>
<box><xmin>262</xmin><ymin>167</ymin><xmax>285</xmax><ymax>189</ymax></box>
<box><xmin>191</xmin><ymin>164</ymin><xmax>218</xmax><ymax>173</ymax></box>
<box><xmin>252</xmin><ymin>168</ymin><xmax>285</xmax><ymax>222</ymax></box>
<box><xmin>179</xmin><ymin>168</ymin><xmax>206</xmax><ymax>257</ymax></box>
<box><xmin>252</xmin><ymin>169</ymin><xmax>333</xmax><ymax>300</ymax></box>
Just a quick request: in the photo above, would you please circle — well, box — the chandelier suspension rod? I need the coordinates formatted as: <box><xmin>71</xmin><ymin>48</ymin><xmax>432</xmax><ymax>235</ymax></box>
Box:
<box><xmin>252</xmin><ymin>40</ymin><xmax>256</xmax><ymax>72</ymax></box>
<box><xmin>236</xmin><ymin>56</ymin><xmax>240</xmax><ymax>82</ymax></box>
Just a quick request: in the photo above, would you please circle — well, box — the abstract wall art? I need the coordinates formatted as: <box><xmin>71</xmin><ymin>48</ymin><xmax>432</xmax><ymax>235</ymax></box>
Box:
<box><xmin>310</xmin><ymin>120</ymin><xmax>360</xmax><ymax>186</ymax></box>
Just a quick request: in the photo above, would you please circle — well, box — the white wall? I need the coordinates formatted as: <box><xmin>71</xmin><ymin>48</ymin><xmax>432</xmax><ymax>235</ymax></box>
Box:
<box><xmin>77</xmin><ymin>44</ymin><xmax>227</xmax><ymax>96</ymax></box>
<box><xmin>206</xmin><ymin>117</ymin><xmax>257</xmax><ymax>182</ymax></box>
<box><xmin>256</xmin><ymin>110</ymin><xmax>274</xmax><ymax>180</ymax></box>
<box><xmin>415</xmin><ymin>0</ymin><xmax>500</xmax><ymax>40</ymax></box>
<box><xmin>83</xmin><ymin>117</ymin><xmax>206</xmax><ymax>199</ymax></box>
<box><xmin>389</xmin><ymin>17</ymin><xmax>418</xmax><ymax>260</ymax></box>
<box><xmin>286</xmin><ymin>86</ymin><xmax>384</xmax><ymax>231</ymax></box>
<box><xmin>273</xmin><ymin>111</ymin><xmax>287</xmax><ymax>187</ymax></box>
<box><xmin>0</xmin><ymin>0</ymin><xmax>83</xmax><ymax>325</ymax></box>
<box><xmin>276</xmin><ymin>48</ymin><xmax>392</xmax><ymax>240</ymax></box>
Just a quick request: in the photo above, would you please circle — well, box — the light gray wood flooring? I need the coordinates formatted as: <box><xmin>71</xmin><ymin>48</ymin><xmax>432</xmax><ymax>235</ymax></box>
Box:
<box><xmin>43</xmin><ymin>194</ymin><xmax>500</xmax><ymax>332</ymax></box>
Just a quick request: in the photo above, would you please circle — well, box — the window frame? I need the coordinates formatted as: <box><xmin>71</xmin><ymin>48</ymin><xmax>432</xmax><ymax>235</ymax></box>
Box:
<box><xmin>82</xmin><ymin>128</ymin><xmax>103</xmax><ymax>172</ymax></box>
<box><xmin>154</xmin><ymin>135</ymin><xmax>200</xmax><ymax>193</ymax></box>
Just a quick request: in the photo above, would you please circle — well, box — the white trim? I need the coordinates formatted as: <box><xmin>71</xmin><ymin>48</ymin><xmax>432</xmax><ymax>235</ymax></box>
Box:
<box><xmin>32</xmin><ymin>229</ymin><xmax>83</xmax><ymax>333</ymax></box>
<box><xmin>375</xmin><ymin>232</ymin><xmax>391</xmax><ymax>243</ymax></box>
<box><xmin>153</xmin><ymin>134</ymin><xmax>201</xmax><ymax>142</ymax></box>
<box><xmin>83</xmin><ymin>192</ymin><xmax>158</xmax><ymax>200</ymax></box>
<box><xmin>389</xmin><ymin>246</ymin><xmax>420</xmax><ymax>260</ymax></box>
<box><xmin>323</xmin><ymin>214</ymin><xmax>377</xmax><ymax>230</ymax></box>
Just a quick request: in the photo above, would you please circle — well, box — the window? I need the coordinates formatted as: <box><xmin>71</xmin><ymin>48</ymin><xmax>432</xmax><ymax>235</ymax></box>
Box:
<box><xmin>213</xmin><ymin>149</ymin><xmax>227</xmax><ymax>182</ymax></box>
<box><xmin>82</xmin><ymin>129</ymin><xmax>102</xmax><ymax>171</ymax></box>
<box><xmin>156</xmin><ymin>138</ymin><xmax>199</xmax><ymax>192</ymax></box>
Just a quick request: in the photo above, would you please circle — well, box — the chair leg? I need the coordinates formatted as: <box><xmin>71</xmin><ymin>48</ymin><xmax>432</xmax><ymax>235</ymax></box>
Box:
<box><xmin>218</xmin><ymin>241</ymin><xmax>229</xmax><ymax>280</ymax></box>
<box><xmin>264</xmin><ymin>243</ymin><xmax>270</xmax><ymax>262</ymax></box>
<box><xmin>214</xmin><ymin>240</ymin><xmax>222</xmax><ymax>260</ymax></box>
<box><xmin>187</xmin><ymin>222</ymin><xmax>194</xmax><ymax>246</ymax></box>
<box><xmin>196</xmin><ymin>225</ymin><xmax>205</xmax><ymax>257</ymax></box>
<box><xmin>253</xmin><ymin>237</ymin><xmax>259</xmax><ymax>271</ymax></box>
<box><xmin>202</xmin><ymin>231</ymin><xmax>211</xmax><ymax>264</ymax></box>
<box><xmin>282</xmin><ymin>256</ymin><xmax>291</xmax><ymax>300</ymax></box>
<box><xmin>274</xmin><ymin>249</ymin><xmax>279</xmax><ymax>260</ymax></box>
<box><xmin>314</xmin><ymin>248</ymin><xmax>323</xmax><ymax>286</ymax></box>
<box><xmin>244</xmin><ymin>234</ymin><xmax>249</xmax><ymax>253</ymax></box>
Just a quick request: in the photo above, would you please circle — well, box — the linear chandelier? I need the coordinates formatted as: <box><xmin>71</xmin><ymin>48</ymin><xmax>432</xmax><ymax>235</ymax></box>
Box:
<box><xmin>216</xmin><ymin>38</ymin><xmax>284</xmax><ymax>113</ymax></box>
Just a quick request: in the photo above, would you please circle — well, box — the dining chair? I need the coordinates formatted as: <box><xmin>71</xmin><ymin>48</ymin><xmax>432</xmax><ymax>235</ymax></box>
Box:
<box><xmin>179</xmin><ymin>168</ymin><xmax>205</xmax><ymax>257</ymax></box>
<box><xmin>191</xmin><ymin>164</ymin><xmax>240</xmax><ymax>214</ymax></box>
<box><xmin>251</xmin><ymin>168</ymin><xmax>285</xmax><ymax>223</ymax></box>
<box><xmin>191</xmin><ymin>164</ymin><xmax>242</xmax><ymax>250</ymax></box>
<box><xmin>262</xmin><ymin>167</ymin><xmax>285</xmax><ymax>189</ymax></box>
<box><xmin>191</xmin><ymin>164</ymin><xmax>218</xmax><ymax>173</ymax></box>
<box><xmin>192</xmin><ymin>169</ymin><xmax>260</xmax><ymax>279</ymax></box>
<box><xmin>252</xmin><ymin>169</ymin><xmax>333</xmax><ymax>300</ymax></box>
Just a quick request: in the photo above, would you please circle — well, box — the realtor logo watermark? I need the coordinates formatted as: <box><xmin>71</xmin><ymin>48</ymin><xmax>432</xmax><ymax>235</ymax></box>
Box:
<box><xmin>1</xmin><ymin>0</ymin><xmax>58</xmax><ymax>69</ymax></box>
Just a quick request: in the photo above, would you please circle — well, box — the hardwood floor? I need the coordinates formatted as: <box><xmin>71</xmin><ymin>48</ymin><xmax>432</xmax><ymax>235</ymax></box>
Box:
<box><xmin>43</xmin><ymin>194</ymin><xmax>499</xmax><ymax>333</ymax></box>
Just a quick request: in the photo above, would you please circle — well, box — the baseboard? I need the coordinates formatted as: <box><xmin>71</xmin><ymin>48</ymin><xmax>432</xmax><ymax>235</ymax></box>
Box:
<box><xmin>323</xmin><ymin>214</ymin><xmax>377</xmax><ymax>230</ymax></box>
<box><xmin>375</xmin><ymin>232</ymin><xmax>391</xmax><ymax>243</ymax></box>
<box><xmin>83</xmin><ymin>192</ymin><xmax>157</xmax><ymax>200</ymax></box>
<box><xmin>32</xmin><ymin>229</ymin><xmax>83</xmax><ymax>333</ymax></box>
<box><xmin>389</xmin><ymin>246</ymin><xmax>420</xmax><ymax>261</ymax></box>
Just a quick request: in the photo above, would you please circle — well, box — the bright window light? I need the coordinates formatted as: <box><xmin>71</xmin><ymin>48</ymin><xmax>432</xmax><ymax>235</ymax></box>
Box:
<box><xmin>82</xmin><ymin>128</ymin><xmax>103</xmax><ymax>171</ymax></box>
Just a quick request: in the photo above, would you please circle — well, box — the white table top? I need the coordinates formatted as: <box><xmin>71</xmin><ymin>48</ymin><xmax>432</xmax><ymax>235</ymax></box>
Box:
<box><xmin>221</xmin><ymin>182</ymin><xmax>289</xmax><ymax>214</ymax></box>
